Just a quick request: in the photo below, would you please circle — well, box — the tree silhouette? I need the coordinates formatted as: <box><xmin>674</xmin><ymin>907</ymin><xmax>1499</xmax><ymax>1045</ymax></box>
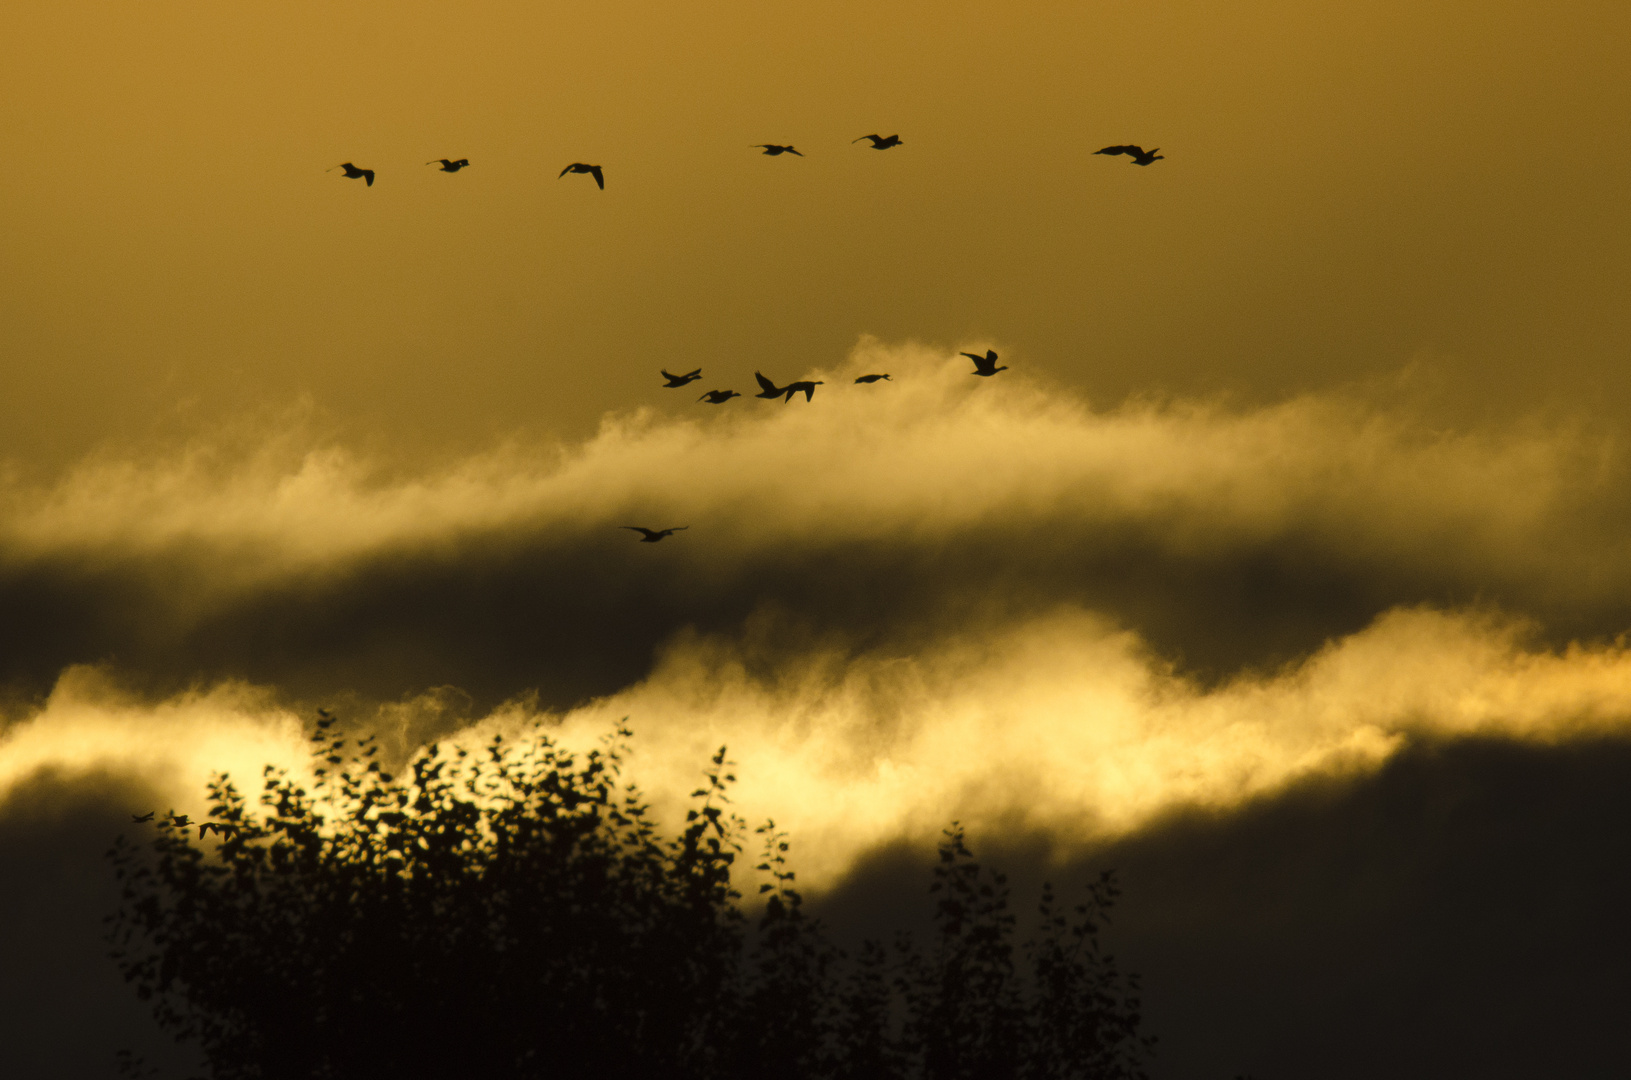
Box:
<box><xmin>108</xmin><ymin>713</ymin><xmax>1151</xmax><ymax>1079</ymax></box>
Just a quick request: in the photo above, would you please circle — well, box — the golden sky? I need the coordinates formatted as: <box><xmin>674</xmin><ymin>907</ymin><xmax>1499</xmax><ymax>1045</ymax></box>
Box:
<box><xmin>4</xmin><ymin>3</ymin><xmax>1631</xmax><ymax>1076</ymax></box>
<box><xmin>3</xmin><ymin>0</ymin><xmax>1628</xmax><ymax>470</ymax></box>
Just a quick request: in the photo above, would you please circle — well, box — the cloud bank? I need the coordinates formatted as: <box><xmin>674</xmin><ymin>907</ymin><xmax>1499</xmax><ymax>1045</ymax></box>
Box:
<box><xmin>4</xmin><ymin>338</ymin><xmax>1631</xmax><ymax>883</ymax></box>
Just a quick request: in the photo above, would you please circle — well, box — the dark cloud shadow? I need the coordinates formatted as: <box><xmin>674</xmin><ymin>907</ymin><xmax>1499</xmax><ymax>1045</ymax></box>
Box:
<box><xmin>0</xmin><ymin>769</ymin><xmax>196</xmax><ymax>1078</ymax></box>
<box><xmin>7</xmin><ymin>512</ymin><xmax>1629</xmax><ymax>718</ymax></box>
<box><xmin>807</xmin><ymin>735</ymin><xmax>1631</xmax><ymax>1080</ymax></box>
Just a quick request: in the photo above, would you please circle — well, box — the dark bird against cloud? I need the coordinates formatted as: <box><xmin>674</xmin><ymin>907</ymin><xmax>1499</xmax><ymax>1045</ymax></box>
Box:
<box><xmin>426</xmin><ymin>158</ymin><xmax>470</xmax><ymax>172</ymax></box>
<box><xmin>753</xmin><ymin>371</ymin><xmax>789</xmax><ymax>399</ymax></box>
<box><xmin>853</xmin><ymin>134</ymin><xmax>903</xmax><ymax>149</ymax></box>
<box><xmin>962</xmin><ymin>350</ymin><xmax>1008</xmax><ymax>376</ymax></box>
<box><xmin>662</xmin><ymin>368</ymin><xmax>703</xmax><ymax>388</ymax></box>
<box><xmin>1095</xmin><ymin>144</ymin><xmax>1163</xmax><ymax>166</ymax></box>
<box><xmin>753</xmin><ymin>144</ymin><xmax>803</xmax><ymax>156</ymax></box>
<box><xmin>854</xmin><ymin>373</ymin><xmax>891</xmax><ymax>384</ymax></box>
<box><xmin>783</xmin><ymin>380</ymin><xmax>824</xmax><ymax>403</ymax></box>
<box><xmin>698</xmin><ymin>390</ymin><xmax>740</xmax><ymax>404</ymax></box>
<box><xmin>329</xmin><ymin>162</ymin><xmax>375</xmax><ymax>186</ymax></box>
<box><xmin>559</xmin><ymin>163</ymin><xmax>605</xmax><ymax>189</ymax></box>
<box><xmin>621</xmin><ymin>526</ymin><xmax>688</xmax><ymax>543</ymax></box>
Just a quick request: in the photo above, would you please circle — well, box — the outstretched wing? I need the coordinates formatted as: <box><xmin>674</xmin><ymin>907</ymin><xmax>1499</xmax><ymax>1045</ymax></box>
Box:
<box><xmin>853</xmin><ymin>134</ymin><xmax>878</xmax><ymax>144</ymax></box>
<box><xmin>559</xmin><ymin>164</ymin><xmax>576</xmax><ymax>178</ymax></box>
<box><xmin>1095</xmin><ymin>145</ymin><xmax>1137</xmax><ymax>156</ymax></box>
<box><xmin>362</xmin><ymin>170</ymin><xmax>375</xmax><ymax>186</ymax></box>
<box><xmin>622</xmin><ymin>526</ymin><xmax>656</xmax><ymax>539</ymax></box>
<box><xmin>755</xmin><ymin>371</ymin><xmax>779</xmax><ymax>393</ymax></box>
<box><xmin>589</xmin><ymin>165</ymin><xmax>604</xmax><ymax>189</ymax></box>
<box><xmin>960</xmin><ymin>352</ymin><xmax>986</xmax><ymax>363</ymax></box>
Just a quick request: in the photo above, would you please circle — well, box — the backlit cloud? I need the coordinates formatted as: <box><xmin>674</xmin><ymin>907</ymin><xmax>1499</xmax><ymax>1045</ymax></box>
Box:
<box><xmin>4</xmin><ymin>340</ymin><xmax>1630</xmax><ymax>885</ymax></box>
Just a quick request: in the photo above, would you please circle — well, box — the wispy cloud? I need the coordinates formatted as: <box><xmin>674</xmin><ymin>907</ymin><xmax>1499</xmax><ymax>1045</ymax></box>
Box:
<box><xmin>4</xmin><ymin>340</ymin><xmax>1631</xmax><ymax>880</ymax></box>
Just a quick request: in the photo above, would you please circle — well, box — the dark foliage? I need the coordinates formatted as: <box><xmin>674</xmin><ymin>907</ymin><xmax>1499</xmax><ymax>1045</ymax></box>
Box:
<box><xmin>107</xmin><ymin>713</ymin><xmax>1151</xmax><ymax>1079</ymax></box>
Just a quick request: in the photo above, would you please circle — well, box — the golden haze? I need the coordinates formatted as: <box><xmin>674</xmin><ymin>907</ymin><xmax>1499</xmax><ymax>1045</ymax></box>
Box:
<box><xmin>1</xmin><ymin>0</ymin><xmax>1628</xmax><ymax>471</ymax></box>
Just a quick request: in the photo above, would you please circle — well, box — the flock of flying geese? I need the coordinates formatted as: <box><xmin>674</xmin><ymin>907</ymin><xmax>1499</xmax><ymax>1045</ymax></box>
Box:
<box><xmin>328</xmin><ymin>131</ymin><xmax>1161</xmax><ymax>544</ymax></box>
<box><xmin>326</xmin><ymin>135</ymin><xmax>1163</xmax><ymax>189</ymax></box>
<box><xmin>117</xmin><ymin>133</ymin><xmax>1166</xmax><ymax>832</ymax></box>
<box><xmin>620</xmin><ymin>348</ymin><xmax>1010</xmax><ymax>542</ymax></box>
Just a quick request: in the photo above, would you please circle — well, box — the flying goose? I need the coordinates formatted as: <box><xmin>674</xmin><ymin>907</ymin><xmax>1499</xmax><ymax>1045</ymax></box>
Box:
<box><xmin>329</xmin><ymin>162</ymin><xmax>375</xmax><ymax>186</ymax></box>
<box><xmin>961</xmin><ymin>350</ymin><xmax>1008</xmax><ymax>376</ymax></box>
<box><xmin>559</xmin><ymin>162</ymin><xmax>605</xmax><ymax>189</ymax></box>
<box><xmin>1095</xmin><ymin>145</ymin><xmax>1163</xmax><ymax>166</ymax></box>
<box><xmin>622</xmin><ymin>526</ymin><xmax>689</xmax><ymax>542</ymax></box>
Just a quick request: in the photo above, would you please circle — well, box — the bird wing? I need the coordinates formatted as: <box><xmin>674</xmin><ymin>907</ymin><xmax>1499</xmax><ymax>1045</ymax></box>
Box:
<box><xmin>559</xmin><ymin>165</ymin><xmax>575</xmax><ymax>177</ymax></box>
<box><xmin>787</xmin><ymin>147</ymin><xmax>803</xmax><ymax>156</ymax></box>
<box><xmin>853</xmin><ymin>135</ymin><xmax>878</xmax><ymax>144</ymax></box>
<box><xmin>622</xmin><ymin>526</ymin><xmax>656</xmax><ymax>538</ymax></box>
<box><xmin>960</xmin><ymin>352</ymin><xmax>984</xmax><ymax>362</ymax></box>
<box><xmin>1095</xmin><ymin>145</ymin><xmax>1134</xmax><ymax>156</ymax></box>
<box><xmin>363</xmin><ymin>170</ymin><xmax>374</xmax><ymax>186</ymax></box>
<box><xmin>755</xmin><ymin>371</ymin><xmax>779</xmax><ymax>393</ymax></box>
<box><xmin>590</xmin><ymin>166</ymin><xmax>604</xmax><ymax>189</ymax></box>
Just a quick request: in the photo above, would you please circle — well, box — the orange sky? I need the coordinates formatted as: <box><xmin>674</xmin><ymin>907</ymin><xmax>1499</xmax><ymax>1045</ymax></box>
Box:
<box><xmin>3</xmin><ymin>0</ymin><xmax>1627</xmax><ymax>472</ymax></box>
<box><xmin>7</xmin><ymin>5</ymin><xmax>1631</xmax><ymax>1075</ymax></box>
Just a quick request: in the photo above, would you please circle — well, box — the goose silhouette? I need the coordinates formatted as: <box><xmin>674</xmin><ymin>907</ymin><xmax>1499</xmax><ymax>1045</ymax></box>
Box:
<box><xmin>853</xmin><ymin>134</ymin><xmax>903</xmax><ymax>149</ymax></box>
<box><xmin>623</xmin><ymin>526</ymin><xmax>688</xmax><ymax>543</ymax></box>
<box><xmin>662</xmin><ymin>368</ymin><xmax>703</xmax><ymax>387</ymax></box>
<box><xmin>427</xmin><ymin>158</ymin><xmax>469</xmax><ymax>172</ymax></box>
<box><xmin>1095</xmin><ymin>145</ymin><xmax>1163</xmax><ymax>166</ymax></box>
<box><xmin>783</xmin><ymin>380</ymin><xmax>824</xmax><ymax>402</ymax></box>
<box><xmin>753</xmin><ymin>372</ymin><xmax>789</xmax><ymax>399</ymax></box>
<box><xmin>559</xmin><ymin>163</ymin><xmax>605</xmax><ymax>189</ymax></box>
<box><xmin>329</xmin><ymin>162</ymin><xmax>374</xmax><ymax>186</ymax></box>
<box><xmin>753</xmin><ymin>144</ymin><xmax>803</xmax><ymax>156</ymax></box>
<box><xmin>962</xmin><ymin>350</ymin><xmax>1008</xmax><ymax>376</ymax></box>
<box><xmin>854</xmin><ymin>373</ymin><xmax>891</xmax><ymax>384</ymax></box>
<box><xmin>698</xmin><ymin>389</ymin><xmax>740</xmax><ymax>403</ymax></box>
